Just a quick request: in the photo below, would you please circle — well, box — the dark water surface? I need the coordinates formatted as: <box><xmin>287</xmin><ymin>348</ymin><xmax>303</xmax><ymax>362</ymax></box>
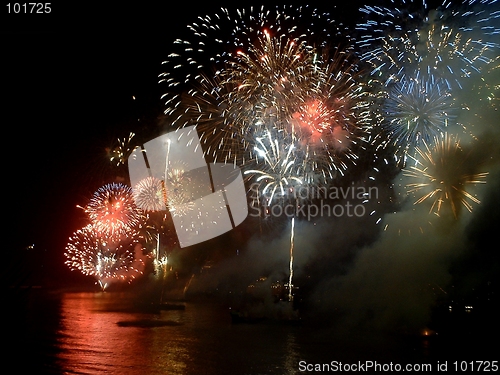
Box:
<box><xmin>7</xmin><ymin>290</ymin><xmax>496</xmax><ymax>374</ymax></box>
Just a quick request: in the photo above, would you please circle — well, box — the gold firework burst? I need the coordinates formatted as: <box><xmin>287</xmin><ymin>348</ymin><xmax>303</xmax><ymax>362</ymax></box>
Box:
<box><xmin>403</xmin><ymin>134</ymin><xmax>488</xmax><ymax>218</ymax></box>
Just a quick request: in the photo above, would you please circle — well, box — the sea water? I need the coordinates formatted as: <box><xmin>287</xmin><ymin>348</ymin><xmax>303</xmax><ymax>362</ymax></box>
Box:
<box><xmin>7</xmin><ymin>290</ymin><xmax>495</xmax><ymax>374</ymax></box>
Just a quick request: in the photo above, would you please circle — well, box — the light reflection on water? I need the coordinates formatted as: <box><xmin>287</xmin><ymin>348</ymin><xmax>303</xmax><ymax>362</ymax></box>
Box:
<box><xmin>54</xmin><ymin>292</ymin><xmax>302</xmax><ymax>375</ymax></box>
<box><xmin>12</xmin><ymin>290</ymin><xmax>475</xmax><ymax>375</ymax></box>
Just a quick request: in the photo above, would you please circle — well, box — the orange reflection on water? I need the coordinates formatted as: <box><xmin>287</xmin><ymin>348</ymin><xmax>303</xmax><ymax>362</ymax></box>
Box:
<box><xmin>56</xmin><ymin>292</ymin><xmax>193</xmax><ymax>375</ymax></box>
<box><xmin>54</xmin><ymin>292</ymin><xmax>309</xmax><ymax>374</ymax></box>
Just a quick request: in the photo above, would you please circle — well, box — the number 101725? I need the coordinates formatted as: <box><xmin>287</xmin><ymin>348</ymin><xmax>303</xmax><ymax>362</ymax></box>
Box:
<box><xmin>6</xmin><ymin>3</ymin><xmax>51</xmax><ymax>13</ymax></box>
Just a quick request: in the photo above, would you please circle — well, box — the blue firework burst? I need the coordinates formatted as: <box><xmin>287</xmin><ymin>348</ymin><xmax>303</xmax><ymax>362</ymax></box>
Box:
<box><xmin>380</xmin><ymin>72</ymin><xmax>456</xmax><ymax>163</ymax></box>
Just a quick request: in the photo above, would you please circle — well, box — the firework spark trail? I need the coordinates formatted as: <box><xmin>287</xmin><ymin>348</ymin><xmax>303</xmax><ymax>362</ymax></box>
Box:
<box><xmin>242</xmin><ymin>129</ymin><xmax>312</xmax><ymax>306</ymax></box>
<box><xmin>129</xmin><ymin>136</ymin><xmax>195</xmax><ymax>273</ymax></box>
<box><xmin>159</xmin><ymin>138</ymin><xmax>196</xmax><ymax>216</ymax></box>
<box><xmin>288</xmin><ymin>217</ymin><xmax>295</xmax><ymax>302</ymax></box>
<box><xmin>403</xmin><ymin>133</ymin><xmax>488</xmax><ymax>218</ymax></box>
<box><xmin>109</xmin><ymin>132</ymin><xmax>136</xmax><ymax>166</ymax></box>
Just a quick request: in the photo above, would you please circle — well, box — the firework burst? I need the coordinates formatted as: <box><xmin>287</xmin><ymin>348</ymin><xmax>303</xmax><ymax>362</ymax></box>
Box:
<box><xmin>357</xmin><ymin>0</ymin><xmax>500</xmax><ymax>165</ymax></box>
<box><xmin>132</xmin><ymin>176</ymin><xmax>166</xmax><ymax>212</ymax></box>
<box><xmin>220</xmin><ymin>29</ymin><xmax>321</xmax><ymax>134</ymax></box>
<box><xmin>244</xmin><ymin>129</ymin><xmax>305</xmax><ymax>206</ymax></box>
<box><xmin>64</xmin><ymin>224</ymin><xmax>145</xmax><ymax>290</ymax></box>
<box><xmin>160</xmin><ymin>4</ymin><xmax>351</xmax><ymax>97</ymax></box>
<box><xmin>402</xmin><ymin>133</ymin><xmax>488</xmax><ymax>218</ymax></box>
<box><xmin>163</xmin><ymin>166</ymin><xmax>195</xmax><ymax>217</ymax></box>
<box><xmin>288</xmin><ymin>49</ymin><xmax>370</xmax><ymax>177</ymax></box>
<box><xmin>84</xmin><ymin>183</ymin><xmax>142</xmax><ymax>241</ymax></box>
<box><xmin>160</xmin><ymin>5</ymin><xmax>364</xmax><ymax>177</ymax></box>
<box><xmin>356</xmin><ymin>0</ymin><xmax>500</xmax><ymax>89</ymax></box>
<box><xmin>376</xmin><ymin>72</ymin><xmax>457</xmax><ymax>164</ymax></box>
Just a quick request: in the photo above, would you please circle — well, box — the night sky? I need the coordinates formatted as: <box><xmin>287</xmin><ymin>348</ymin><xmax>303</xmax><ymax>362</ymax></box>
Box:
<box><xmin>3</xmin><ymin>1</ymin><xmax>499</xmax><ymax>335</ymax></box>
